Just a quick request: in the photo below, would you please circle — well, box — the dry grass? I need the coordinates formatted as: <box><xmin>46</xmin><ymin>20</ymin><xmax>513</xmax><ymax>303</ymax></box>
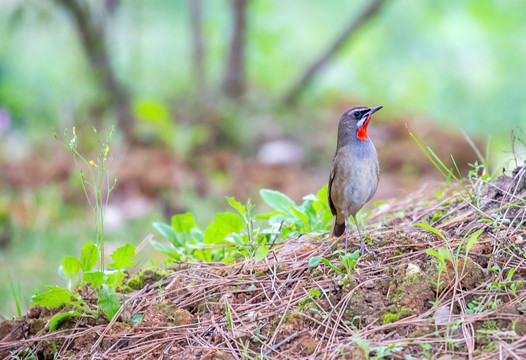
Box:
<box><xmin>1</xmin><ymin>165</ymin><xmax>525</xmax><ymax>359</ymax></box>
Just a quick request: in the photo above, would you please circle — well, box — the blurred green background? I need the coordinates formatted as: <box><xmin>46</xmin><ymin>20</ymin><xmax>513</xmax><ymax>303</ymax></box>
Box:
<box><xmin>1</xmin><ymin>0</ymin><xmax>525</xmax><ymax>317</ymax></box>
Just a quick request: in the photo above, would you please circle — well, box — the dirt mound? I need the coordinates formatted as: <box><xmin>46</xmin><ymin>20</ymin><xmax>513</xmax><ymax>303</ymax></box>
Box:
<box><xmin>1</xmin><ymin>165</ymin><xmax>526</xmax><ymax>359</ymax></box>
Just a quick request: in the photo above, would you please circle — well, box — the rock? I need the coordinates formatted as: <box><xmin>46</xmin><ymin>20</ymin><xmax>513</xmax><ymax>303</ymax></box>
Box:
<box><xmin>257</xmin><ymin>140</ymin><xmax>304</xmax><ymax>165</ymax></box>
<box><xmin>434</xmin><ymin>305</ymin><xmax>450</xmax><ymax>326</ymax></box>
<box><xmin>406</xmin><ymin>263</ymin><xmax>422</xmax><ymax>276</ymax></box>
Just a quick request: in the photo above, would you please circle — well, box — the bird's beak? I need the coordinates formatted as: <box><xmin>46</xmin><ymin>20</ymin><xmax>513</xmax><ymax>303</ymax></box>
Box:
<box><xmin>367</xmin><ymin>106</ymin><xmax>383</xmax><ymax>116</ymax></box>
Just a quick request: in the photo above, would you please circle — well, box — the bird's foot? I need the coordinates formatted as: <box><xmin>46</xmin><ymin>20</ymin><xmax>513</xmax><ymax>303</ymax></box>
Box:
<box><xmin>360</xmin><ymin>242</ymin><xmax>375</xmax><ymax>256</ymax></box>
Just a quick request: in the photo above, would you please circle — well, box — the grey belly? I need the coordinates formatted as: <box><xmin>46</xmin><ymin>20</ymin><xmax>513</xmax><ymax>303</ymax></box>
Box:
<box><xmin>333</xmin><ymin>165</ymin><xmax>378</xmax><ymax>217</ymax></box>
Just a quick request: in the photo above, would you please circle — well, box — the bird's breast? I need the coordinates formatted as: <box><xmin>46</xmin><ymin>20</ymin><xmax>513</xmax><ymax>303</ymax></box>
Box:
<box><xmin>330</xmin><ymin>142</ymin><xmax>379</xmax><ymax>215</ymax></box>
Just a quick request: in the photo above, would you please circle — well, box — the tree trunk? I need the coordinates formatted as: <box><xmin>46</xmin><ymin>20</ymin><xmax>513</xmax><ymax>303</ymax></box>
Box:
<box><xmin>56</xmin><ymin>0</ymin><xmax>134</xmax><ymax>141</ymax></box>
<box><xmin>223</xmin><ymin>0</ymin><xmax>247</xmax><ymax>99</ymax></box>
<box><xmin>190</xmin><ymin>0</ymin><xmax>205</xmax><ymax>96</ymax></box>
<box><xmin>283</xmin><ymin>0</ymin><xmax>387</xmax><ymax>105</ymax></box>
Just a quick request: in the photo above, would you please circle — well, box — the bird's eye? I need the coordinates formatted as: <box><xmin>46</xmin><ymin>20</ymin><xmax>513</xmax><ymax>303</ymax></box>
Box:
<box><xmin>353</xmin><ymin>111</ymin><xmax>360</xmax><ymax>117</ymax></box>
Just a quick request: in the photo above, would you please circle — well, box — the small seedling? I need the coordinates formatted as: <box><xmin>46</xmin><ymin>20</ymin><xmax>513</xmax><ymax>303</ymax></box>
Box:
<box><xmin>8</xmin><ymin>272</ymin><xmax>22</xmax><ymax>318</ymax></box>
<box><xmin>419</xmin><ymin>223</ymin><xmax>482</xmax><ymax>304</ymax></box>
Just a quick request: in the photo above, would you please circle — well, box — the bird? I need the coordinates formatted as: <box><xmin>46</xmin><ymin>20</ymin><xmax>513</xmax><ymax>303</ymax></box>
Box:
<box><xmin>328</xmin><ymin>105</ymin><xmax>382</xmax><ymax>254</ymax></box>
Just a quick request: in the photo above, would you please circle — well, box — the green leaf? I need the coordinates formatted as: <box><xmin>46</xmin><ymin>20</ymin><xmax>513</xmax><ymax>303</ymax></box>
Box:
<box><xmin>425</xmin><ymin>249</ymin><xmax>442</xmax><ymax>261</ymax></box>
<box><xmin>348</xmin><ymin>250</ymin><xmax>360</xmax><ymax>260</ymax></box>
<box><xmin>190</xmin><ymin>228</ymin><xmax>204</xmax><ymax>243</ymax></box>
<box><xmin>231</xmin><ymin>233</ymin><xmax>245</xmax><ymax>246</ymax></box>
<box><xmin>260</xmin><ymin>189</ymin><xmax>297</xmax><ymax>217</ymax></box>
<box><xmin>150</xmin><ymin>240</ymin><xmax>182</xmax><ymax>260</ymax></box>
<box><xmin>302</xmin><ymin>200</ymin><xmax>318</xmax><ymax>229</ymax></box>
<box><xmin>307</xmin><ymin>255</ymin><xmax>341</xmax><ymax>274</ymax></box>
<box><xmin>313</xmin><ymin>185</ymin><xmax>333</xmax><ymax>229</ymax></box>
<box><xmin>108</xmin><ymin>244</ymin><xmax>136</xmax><ymax>270</ymax></box>
<box><xmin>316</xmin><ymin>184</ymin><xmax>329</xmax><ymax>209</ymax></box>
<box><xmin>98</xmin><ymin>285</ymin><xmax>121</xmax><ymax>321</ymax></box>
<box><xmin>153</xmin><ymin>222</ymin><xmax>180</xmax><ymax>246</ymax></box>
<box><xmin>415</xmin><ymin>223</ymin><xmax>447</xmax><ymax>242</ymax></box>
<box><xmin>82</xmin><ymin>271</ymin><xmax>104</xmax><ymax>289</ymax></box>
<box><xmin>309</xmin><ymin>289</ymin><xmax>321</xmax><ymax>297</ymax></box>
<box><xmin>49</xmin><ymin>311</ymin><xmax>79</xmax><ymax>332</ymax></box>
<box><xmin>255</xmin><ymin>210</ymin><xmax>282</xmax><ymax>220</ymax></box>
<box><xmin>106</xmin><ymin>271</ymin><xmax>127</xmax><ymax>288</ymax></box>
<box><xmin>466</xmin><ymin>229</ymin><xmax>483</xmax><ymax>255</ymax></box>
<box><xmin>79</xmin><ymin>242</ymin><xmax>98</xmax><ymax>272</ymax></box>
<box><xmin>309</xmin><ymin>256</ymin><xmax>324</xmax><ymax>268</ymax></box>
<box><xmin>171</xmin><ymin>213</ymin><xmax>196</xmax><ymax>233</ymax></box>
<box><xmin>507</xmin><ymin>268</ymin><xmax>515</xmax><ymax>281</ymax></box>
<box><xmin>438</xmin><ymin>247</ymin><xmax>453</xmax><ymax>263</ymax></box>
<box><xmin>352</xmin><ymin>338</ymin><xmax>370</xmax><ymax>355</ymax></box>
<box><xmin>193</xmin><ymin>248</ymin><xmax>212</xmax><ymax>262</ymax></box>
<box><xmin>302</xmin><ymin>194</ymin><xmax>319</xmax><ymax>202</ymax></box>
<box><xmin>129</xmin><ymin>314</ymin><xmax>144</xmax><ymax>324</ymax></box>
<box><xmin>204</xmin><ymin>212</ymin><xmax>244</xmax><ymax>245</ymax></box>
<box><xmin>254</xmin><ymin>246</ymin><xmax>269</xmax><ymax>263</ymax></box>
<box><xmin>61</xmin><ymin>256</ymin><xmax>79</xmax><ymax>279</ymax></box>
<box><xmin>32</xmin><ymin>286</ymin><xmax>75</xmax><ymax>308</ymax></box>
<box><xmin>226</xmin><ymin>197</ymin><xmax>246</xmax><ymax>216</ymax></box>
<box><xmin>290</xmin><ymin>204</ymin><xmax>308</xmax><ymax>227</ymax></box>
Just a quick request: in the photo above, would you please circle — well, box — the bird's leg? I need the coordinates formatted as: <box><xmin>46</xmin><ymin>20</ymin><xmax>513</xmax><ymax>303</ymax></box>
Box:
<box><xmin>344</xmin><ymin>216</ymin><xmax>350</xmax><ymax>251</ymax></box>
<box><xmin>353</xmin><ymin>215</ymin><xmax>374</xmax><ymax>255</ymax></box>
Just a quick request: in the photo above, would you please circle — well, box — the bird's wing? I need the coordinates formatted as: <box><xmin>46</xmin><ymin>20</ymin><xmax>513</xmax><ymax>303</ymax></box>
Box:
<box><xmin>328</xmin><ymin>164</ymin><xmax>337</xmax><ymax>216</ymax></box>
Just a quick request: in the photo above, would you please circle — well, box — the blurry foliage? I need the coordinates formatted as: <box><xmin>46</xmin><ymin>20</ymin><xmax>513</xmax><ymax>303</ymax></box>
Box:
<box><xmin>133</xmin><ymin>99</ymin><xmax>209</xmax><ymax>158</ymax></box>
<box><xmin>0</xmin><ymin>0</ymin><xmax>524</xmax><ymax>137</ymax></box>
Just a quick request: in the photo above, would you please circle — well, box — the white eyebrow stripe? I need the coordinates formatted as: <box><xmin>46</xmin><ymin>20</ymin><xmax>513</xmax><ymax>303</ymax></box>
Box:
<box><xmin>346</xmin><ymin>108</ymin><xmax>368</xmax><ymax>116</ymax></box>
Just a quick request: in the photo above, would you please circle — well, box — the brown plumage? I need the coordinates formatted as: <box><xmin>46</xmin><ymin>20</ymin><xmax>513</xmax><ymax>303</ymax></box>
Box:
<box><xmin>328</xmin><ymin>105</ymin><xmax>382</xmax><ymax>254</ymax></box>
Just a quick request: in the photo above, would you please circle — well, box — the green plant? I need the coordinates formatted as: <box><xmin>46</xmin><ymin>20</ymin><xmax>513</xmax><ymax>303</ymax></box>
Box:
<box><xmin>343</xmin><ymin>315</ymin><xmax>362</xmax><ymax>331</ymax></box>
<box><xmin>340</xmin><ymin>250</ymin><xmax>361</xmax><ymax>276</ymax></box>
<box><xmin>228</xmin><ymin>197</ymin><xmax>272</xmax><ymax>263</ymax></box>
<box><xmin>308</xmin><ymin>289</ymin><xmax>322</xmax><ymax>298</ymax></box>
<box><xmin>466</xmin><ymin>298</ymin><xmax>487</xmax><ymax>314</ymax></box>
<box><xmin>418</xmin><ymin>223</ymin><xmax>482</xmax><ymax>304</ymax></box>
<box><xmin>8</xmin><ymin>272</ymin><xmax>22</xmax><ymax>318</ymax></box>
<box><xmin>33</xmin><ymin>242</ymin><xmax>136</xmax><ymax>327</ymax></box>
<box><xmin>238</xmin><ymin>338</ymin><xmax>263</xmax><ymax>360</ymax></box>
<box><xmin>31</xmin><ymin>126</ymin><xmax>135</xmax><ymax>329</ymax></box>
<box><xmin>351</xmin><ymin>337</ymin><xmax>406</xmax><ymax>359</ymax></box>
<box><xmin>152</xmin><ymin>186</ymin><xmax>332</xmax><ymax>264</ymax></box>
<box><xmin>308</xmin><ymin>249</ymin><xmax>360</xmax><ymax>279</ymax></box>
<box><xmin>151</xmin><ymin>197</ymin><xmax>272</xmax><ymax>263</ymax></box>
<box><xmin>478</xmin><ymin>213</ymin><xmax>511</xmax><ymax>236</ymax></box>
<box><xmin>410</xmin><ymin>131</ymin><xmax>474</xmax><ymax>203</ymax></box>
<box><xmin>224</xmin><ymin>297</ymin><xmax>233</xmax><ymax>331</ymax></box>
<box><xmin>151</xmin><ymin>212</ymin><xmax>205</xmax><ymax>261</ymax></box>
<box><xmin>487</xmin><ymin>266</ymin><xmax>523</xmax><ymax>296</ymax></box>
<box><xmin>258</xmin><ymin>185</ymin><xmax>332</xmax><ymax>237</ymax></box>
<box><xmin>52</xmin><ymin>125</ymin><xmax>116</xmax><ymax>272</ymax></box>
<box><xmin>419</xmin><ymin>343</ymin><xmax>432</xmax><ymax>357</ymax></box>
<box><xmin>11</xmin><ymin>351</ymin><xmax>37</xmax><ymax>360</ymax></box>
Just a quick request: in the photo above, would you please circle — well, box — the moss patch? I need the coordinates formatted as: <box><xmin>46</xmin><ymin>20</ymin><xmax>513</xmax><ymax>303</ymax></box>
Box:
<box><xmin>124</xmin><ymin>269</ymin><xmax>169</xmax><ymax>292</ymax></box>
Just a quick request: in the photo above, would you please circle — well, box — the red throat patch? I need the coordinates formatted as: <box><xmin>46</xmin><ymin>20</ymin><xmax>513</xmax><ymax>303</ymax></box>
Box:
<box><xmin>357</xmin><ymin>115</ymin><xmax>371</xmax><ymax>140</ymax></box>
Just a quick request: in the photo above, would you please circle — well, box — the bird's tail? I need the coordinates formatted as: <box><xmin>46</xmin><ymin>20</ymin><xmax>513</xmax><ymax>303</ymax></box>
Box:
<box><xmin>331</xmin><ymin>221</ymin><xmax>345</xmax><ymax>237</ymax></box>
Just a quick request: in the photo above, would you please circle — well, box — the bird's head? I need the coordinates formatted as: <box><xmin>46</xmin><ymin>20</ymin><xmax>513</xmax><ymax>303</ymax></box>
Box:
<box><xmin>339</xmin><ymin>105</ymin><xmax>383</xmax><ymax>141</ymax></box>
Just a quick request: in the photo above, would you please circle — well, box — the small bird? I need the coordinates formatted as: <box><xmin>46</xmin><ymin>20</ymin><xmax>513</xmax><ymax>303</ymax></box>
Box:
<box><xmin>328</xmin><ymin>105</ymin><xmax>382</xmax><ymax>254</ymax></box>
